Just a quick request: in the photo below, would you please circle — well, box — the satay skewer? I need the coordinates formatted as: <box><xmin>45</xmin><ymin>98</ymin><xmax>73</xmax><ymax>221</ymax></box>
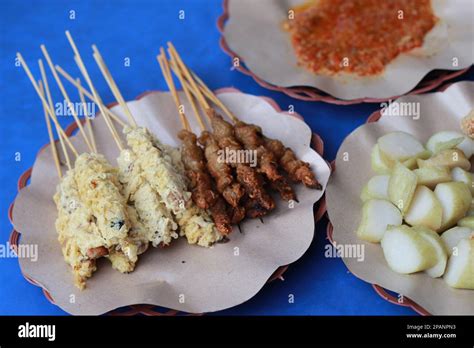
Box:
<box><xmin>171</xmin><ymin>58</ymin><xmax>320</xmax><ymax>191</ymax></box>
<box><xmin>158</xmin><ymin>50</ymin><xmax>233</xmax><ymax>234</ymax></box>
<box><xmin>167</xmin><ymin>44</ymin><xmax>275</xmax><ymax>216</ymax></box>
<box><xmin>164</xmin><ymin>51</ymin><xmax>246</xmax><ymax>217</ymax></box>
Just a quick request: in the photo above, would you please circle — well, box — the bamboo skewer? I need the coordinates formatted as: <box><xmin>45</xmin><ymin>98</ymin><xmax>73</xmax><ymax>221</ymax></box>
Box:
<box><xmin>38</xmin><ymin>80</ymin><xmax>63</xmax><ymax>176</ymax></box>
<box><xmin>158</xmin><ymin>52</ymin><xmax>186</xmax><ymax>129</ymax></box>
<box><xmin>38</xmin><ymin>60</ymin><xmax>72</xmax><ymax>170</ymax></box>
<box><xmin>167</xmin><ymin>43</ymin><xmax>210</xmax><ymax>112</ymax></box>
<box><xmin>65</xmin><ymin>31</ymin><xmax>124</xmax><ymax>151</ymax></box>
<box><xmin>159</xmin><ymin>50</ymin><xmax>236</xmax><ymax>234</ymax></box>
<box><xmin>165</xmin><ymin>50</ymin><xmax>206</xmax><ymax>132</ymax></box>
<box><xmin>191</xmin><ymin>71</ymin><xmax>239</xmax><ymax>123</ymax></box>
<box><xmin>77</xmin><ymin>78</ymin><xmax>98</xmax><ymax>153</ymax></box>
<box><xmin>55</xmin><ymin>65</ymin><xmax>127</xmax><ymax>128</ymax></box>
<box><xmin>157</xmin><ymin>53</ymin><xmax>190</xmax><ymax>131</ymax></box>
<box><xmin>40</xmin><ymin>45</ymin><xmax>94</xmax><ymax>153</ymax></box>
<box><xmin>92</xmin><ymin>45</ymin><xmax>137</xmax><ymax>128</ymax></box>
<box><xmin>17</xmin><ymin>53</ymin><xmax>79</xmax><ymax>157</ymax></box>
<box><xmin>74</xmin><ymin>51</ymin><xmax>124</xmax><ymax>152</ymax></box>
<box><xmin>162</xmin><ymin>51</ymin><xmax>206</xmax><ymax>132</ymax></box>
<box><xmin>166</xmin><ymin>52</ymin><xmax>238</xmax><ymax>124</ymax></box>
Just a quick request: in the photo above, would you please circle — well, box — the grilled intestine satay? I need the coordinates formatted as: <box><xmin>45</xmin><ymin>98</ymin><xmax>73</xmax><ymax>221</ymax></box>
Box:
<box><xmin>262</xmin><ymin>136</ymin><xmax>322</xmax><ymax>189</ymax></box>
<box><xmin>158</xmin><ymin>52</ymin><xmax>233</xmax><ymax>236</ymax></box>
<box><xmin>184</xmin><ymin>65</ymin><xmax>322</xmax><ymax>191</ymax></box>
<box><xmin>233</xmin><ymin>121</ymin><xmax>297</xmax><ymax>202</ymax></box>
<box><xmin>198</xmin><ymin>131</ymin><xmax>245</xmax><ymax>210</ymax></box>
<box><xmin>165</xmin><ymin>45</ymin><xmax>275</xmax><ymax>217</ymax></box>
<box><xmin>207</xmin><ymin>111</ymin><xmax>275</xmax><ymax>213</ymax></box>
<box><xmin>178</xmin><ymin>129</ymin><xmax>233</xmax><ymax>234</ymax></box>
<box><xmin>178</xmin><ymin>129</ymin><xmax>217</xmax><ymax>209</ymax></box>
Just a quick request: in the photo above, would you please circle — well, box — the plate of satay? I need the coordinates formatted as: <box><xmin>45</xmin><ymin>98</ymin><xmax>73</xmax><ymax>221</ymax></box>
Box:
<box><xmin>326</xmin><ymin>81</ymin><xmax>474</xmax><ymax>315</ymax></box>
<box><xmin>11</xmin><ymin>31</ymin><xmax>330</xmax><ymax>315</ymax></box>
<box><xmin>220</xmin><ymin>0</ymin><xmax>474</xmax><ymax>102</ymax></box>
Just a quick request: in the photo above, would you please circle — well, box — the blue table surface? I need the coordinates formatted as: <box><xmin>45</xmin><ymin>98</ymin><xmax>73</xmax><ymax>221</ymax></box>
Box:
<box><xmin>0</xmin><ymin>0</ymin><xmax>472</xmax><ymax>316</ymax></box>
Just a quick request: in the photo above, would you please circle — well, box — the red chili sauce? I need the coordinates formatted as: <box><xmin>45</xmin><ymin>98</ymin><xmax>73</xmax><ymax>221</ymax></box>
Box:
<box><xmin>285</xmin><ymin>0</ymin><xmax>438</xmax><ymax>76</ymax></box>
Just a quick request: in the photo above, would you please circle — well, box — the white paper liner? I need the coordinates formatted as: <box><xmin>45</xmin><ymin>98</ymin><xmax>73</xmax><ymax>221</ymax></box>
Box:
<box><xmin>326</xmin><ymin>81</ymin><xmax>474</xmax><ymax>315</ymax></box>
<box><xmin>11</xmin><ymin>90</ymin><xmax>330</xmax><ymax>315</ymax></box>
<box><xmin>223</xmin><ymin>0</ymin><xmax>474</xmax><ymax>100</ymax></box>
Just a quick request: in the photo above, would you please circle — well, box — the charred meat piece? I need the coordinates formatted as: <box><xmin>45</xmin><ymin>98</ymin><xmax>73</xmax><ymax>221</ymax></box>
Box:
<box><xmin>263</xmin><ymin>136</ymin><xmax>321</xmax><ymax>189</ymax></box>
<box><xmin>228</xmin><ymin>205</ymin><xmax>246</xmax><ymax>224</ymax></box>
<box><xmin>234</xmin><ymin>121</ymin><xmax>280</xmax><ymax>180</ymax></box>
<box><xmin>208</xmin><ymin>196</ymin><xmax>233</xmax><ymax>235</ymax></box>
<box><xmin>270</xmin><ymin>178</ymin><xmax>297</xmax><ymax>202</ymax></box>
<box><xmin>198</xmin><ymin>131</ymin><xmax>245</xmax><ymax>207</ymax></box>
<box><xmin>236</xmin><ymin>165</ymin><xmax>275</xmax><ymax>211</ymax></box>
<box><xmin>234</xmin><ymin>121</ymin><xmax>297</xmax><ymax>201</ymax></box>
<box><xmin>280</xmin><ymin>148</ymin><xmax>321</xmax><ymax>189</ymax></box>
<box><xmin>178</xmin><ymin>130</ymin><xmax>217</xmax><ymax>209</ymax></box>
<box><xmin>209</xmin><ymin>112</ymin><xmax>275</xmax><ymax>211</ymax></box>
<box><xmin>178</xmin><ymin>129</ymin><xmax>232</xmax><ymax>235</ymax></box>
<box><xmin>244</xmin><ymin>197</ymin><xmax>269</xmax><ymax>219</ymax></box>
<box><xmin>187</xmin><ymin>170</ymin><xmax>217</xmax><ymax>209</ymax></box>
<box><xmin>222</xmin><ymin>182</ymin><xmax>245</xmax><ymax>208</ymax></box>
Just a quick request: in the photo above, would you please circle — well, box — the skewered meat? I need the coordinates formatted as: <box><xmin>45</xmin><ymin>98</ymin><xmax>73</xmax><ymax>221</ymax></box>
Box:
<box><xmin>208</xmin><ymin>196</ymin><xmax>233</xmax><ymax>235</ymax></box>
<box><xmin>208</xmin><ymin>112</ymin><xmax>275</xmax><ymax>211</ymax></box>
<box><xmin>234</xmin><ymin>121</ymin><xmax>296</xmax><ymax>201</ymax></box>
<box><xmin>228</xmin><ymin>205</ymin><xmax>246</xmax><ymax>224</ymax></box>
<box><xmin>178</xmin><ymin>129</ymin><xmax>232</xmax><ymax>235</ymax></box>
<box><xmin>160</xmin><ymin>139</ymin><xmax>224</xmax><ymax>247</ymax></box>
<box><xmin>270</xmin><ymin>179</ymin><xmax>297</xmax><ymax>202</ymax></box>
<box><xmin>178</xmin><ymin>129</ymin><xmax>217</xmax><ymax>209</ymax></box>
<box><xmin>263</xmin><ymin>136</ymin><xmax>321</xmax><ymax>189</ymax></box>
<box><xmin>244</xmin><ymin>197</ymin><xmax>270</xmax><ymax>219</ymax></box>
<box><xmin>236</xmin><ymin>165</ymin><xmax>275</xmax><ymax>211</ymax></box>
<box><xmin>198</xmin><ymin>131</ymin><xmax>245</xmax><ymax>207</ymax></box>
<box><xmin>234</xmin><ymin>121</ymin><xmax>279</xmax><ymax>179</ymax></box>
